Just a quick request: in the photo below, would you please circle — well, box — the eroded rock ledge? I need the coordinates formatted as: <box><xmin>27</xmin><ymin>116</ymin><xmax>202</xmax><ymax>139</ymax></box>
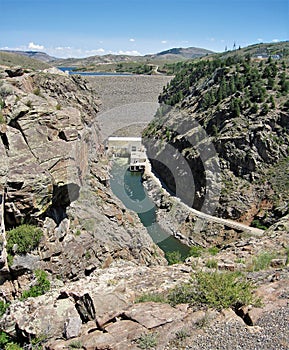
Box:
<box><xmin>0</xmin><ymin>261</ymin><xmax>288</xmax><ymax>349</ymax></box>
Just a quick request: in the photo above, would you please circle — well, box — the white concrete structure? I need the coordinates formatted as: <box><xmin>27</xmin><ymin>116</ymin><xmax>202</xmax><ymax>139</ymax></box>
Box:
<box><xmin>129</xmin><ymin>150</ymin><xmax>147</xmax><ymax>172</ymax></box>
<box><xmin>106</xmin><ymin>136</ymin><xmax>143</xmax><ymax>156</ymax></box>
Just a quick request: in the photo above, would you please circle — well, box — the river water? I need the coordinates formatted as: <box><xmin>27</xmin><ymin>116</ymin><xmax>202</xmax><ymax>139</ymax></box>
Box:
<box><xmin>110</xmin><ymin>158</ymin><xmax>190</xmax><ymax>258</ymax></box>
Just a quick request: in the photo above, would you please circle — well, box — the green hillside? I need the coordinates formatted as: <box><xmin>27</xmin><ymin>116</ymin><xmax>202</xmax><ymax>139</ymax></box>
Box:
<box><xmin>143</xmin><ymin>41</ymin><xmax>289</xmax><ymax>227</ymax></box>
<box><xmin>0</xmin><ymin>51</ymin><xmax>51</xmax><ymax>70</ymax></box>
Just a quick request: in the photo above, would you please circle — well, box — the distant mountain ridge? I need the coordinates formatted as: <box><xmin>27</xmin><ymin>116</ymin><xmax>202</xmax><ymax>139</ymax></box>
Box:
<box><xmin>53</xmin><ymin>46</ymin><xmax>214</xmax><ymax>69</ymax></box>
<box><xmin>0</xmin><ymin>46</ymin><xmax>213</xmax><ymax>68</ymax></box>
<box><xmin>154</xmin><ymin>46</ymin><xmax>214</xmax><ymax>58</ymax></box>
<box><xmin>0</xmin><ymin>51</ymin><xmax>52</xmax><ymax>70</ymax></box>
<box><xmin>1</xmin><ymin>50</ymin><xmax>56</xmax><ymax>62</ymax></box>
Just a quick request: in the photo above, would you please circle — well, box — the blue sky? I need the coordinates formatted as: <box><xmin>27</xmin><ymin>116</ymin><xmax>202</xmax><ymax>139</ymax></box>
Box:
<box><xmin>1</xmin><ymin>0</ymin><xmax>288</xmax><ymax>58</ymax></box>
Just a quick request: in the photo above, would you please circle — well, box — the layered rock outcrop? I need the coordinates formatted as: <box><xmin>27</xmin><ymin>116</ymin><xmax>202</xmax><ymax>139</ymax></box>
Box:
<box><xmin>0</xmin><ymin>260</ymin><xmax>288</xmax><ymax>349</ymax></box>
<box><xmin>0</xmin><ymin>67</ymin><xmax>165</xmax><ymax>297</ymax></box>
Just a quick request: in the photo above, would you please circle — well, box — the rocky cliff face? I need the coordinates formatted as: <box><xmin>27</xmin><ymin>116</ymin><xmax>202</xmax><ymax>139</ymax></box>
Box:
<box><xmin>0</xmin><ymin>66</ymin><xmax>165</xmax><ymax>298</ymax></box>
<box><xmin>0</xmin><ymin>62</ymin><xmax>289</xmax><ymax>350</ymax></box>
<box><xmin>143</xmin><ymin>51</ymin><xmax>289</xmax><ymax>228</ymax></box>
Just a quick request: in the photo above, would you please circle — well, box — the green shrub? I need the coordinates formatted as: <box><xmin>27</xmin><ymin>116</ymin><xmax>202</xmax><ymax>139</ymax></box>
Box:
<box><xmin>6</xmin><ymin>224</ymin><xmax>43</xmax><ymax>256</ymax></box>
<box><xmin>193</xmin><ymin>271</ymin><xmax>259</xmax><ymax>309</ymax></box>
<box><xmin>0</xmin><ymin>300</ymin><xmax>9</xmax><ymax>317</ymax></box>
<box><xmin>207</xmin><ymin>246</ymin><xmax>219</xmax><ymax>256</ymax></box>
<box><xmin>0</xmin><ymin>331</ymin><xmax>22</xmax><ymax>350</ymax></box>
<box><xmin>168</xmin><ymin>271</ymin><xmax>259</xmax><ymax>310</ymax></box>
<box><xmin>21</xmin><ymin>270</ymin><xmax>50</xmax><ymax>300</ymax></box>
<box><xmin>251</xmin><ymin>219</ymin><xmax>268</xmax><ymax>230</ymax></box>
<box><xmin>165</xmin><ymin>251</ymin><xmax>183</xmax><ymax>265</ymax></box>
<box><xmin>188</xmin><ymin>246</ymin><xmax>204</xmax><ymax>258</ymax></box>
<box><xmin>0</xmin><ymin>331</ymin><xmax>10</xmax><ymax>348</ymax></box>
<box><xmin>168</xmin><ymin>282</ymin><xmax>196</xmax><ymax>306</ymax></box>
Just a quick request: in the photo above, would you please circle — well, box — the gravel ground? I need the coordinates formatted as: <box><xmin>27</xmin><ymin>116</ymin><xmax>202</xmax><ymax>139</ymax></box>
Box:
<box><xmin>186</xmin><ymin>307</ymin><xmax>289</xmax><ymax>350</ymax></box>
<box><xmin>86</xmin><ymin>75</ymin><xmax>172</xmax><ymax>139</ymax></box>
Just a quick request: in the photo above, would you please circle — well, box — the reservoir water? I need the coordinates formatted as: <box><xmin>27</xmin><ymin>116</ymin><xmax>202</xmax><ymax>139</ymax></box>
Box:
<box><xmin>110</xmin><ymin>158</ymin><xmax>190</xmax><ymax>258</ymax></box>
<box><xmin>58</xmin><ymin>67</ymin><xmax>132</xmax><ymax>76</ymax></box>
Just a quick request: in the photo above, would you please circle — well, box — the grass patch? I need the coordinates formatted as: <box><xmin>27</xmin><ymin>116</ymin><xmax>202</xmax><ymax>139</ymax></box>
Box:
<box><xmin>69</xmin><ymin>340</ymin><xmax>83</xmax><ymax>349</ymax></box>
<box><xmin>205</xmin><ymin>259</ymin><xmax>218</xmax><ymax>269</ymax></box>
<box><xmin>175</xmin><ymin>328</ymin><xmax>189</xmax><ymax>340</ymax></box>
<box><xmin>135</xmin><ymin>293</ymin><xmax>167</xmax><ymax>304</ymax></box>
<box><xmin>195</xmin><ymin>312</ymin><xmax>212</xmax><ymax>329</ymax></box>
<box><xmin>75</xmin><ymin>229</ymin><xmax>81</xmax><ymax>236</ymax></box>
<box><xmin>248</xmin><ymin>251</ymin><xmax>276</xmax><ymax>271</ymax></box>
<box><xmin>0</xmin><ymin>111</ymin><xmax>5</xmax><ymax>124</ymax></box>
<box><xmin>136</xmin><ymin>333</ymin><xmax>157</xmax><ymax>349</ymax></box>
<box><xmin>33</xmin><ymin>88</ymin><xmax>41</xmax><ymax>96</ymax></box>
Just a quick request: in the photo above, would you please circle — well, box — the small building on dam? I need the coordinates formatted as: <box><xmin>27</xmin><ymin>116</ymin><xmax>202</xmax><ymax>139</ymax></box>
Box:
<box><xmin>106</xmin><ymin>136</ymin><xmax>147</xmax><ymax>172</ymax></box>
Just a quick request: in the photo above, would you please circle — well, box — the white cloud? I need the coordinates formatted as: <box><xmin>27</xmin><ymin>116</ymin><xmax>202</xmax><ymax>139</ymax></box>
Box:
<box><xmin>272</xmin><ymin>39</ymin><xmax>280</xmax><ymax>43</ymax></box>
<box><xmin>28</xmin><ymin>42</ymin><xmax>45</xmax><ymax>50</ymax></box>
<box><xmin>257</xmin><ymin>38</ymin><xmax>263</xmax><ymax>42</ymax></box>
<box><xmin>85</xmin><ymin>48</ymin><xmax>106</xmax><ymax>55</ymax></box>
<box><xmin>1</xmin><ymin>42</ymin><xmax>143</xmax><ymax>59</ymax></box>
<box><xmin>117</xmin><ymin>50</ymin><xmax>141</xmax><ymax>56</ymax></box>
<box><xmin>0</xmin><ymin>45</ymin><xmax>24</xmax><ymax>51</ymax></box>
<box><xmin>55</xmin><ymin>46</ymin><xmax>72</xmax><ymax>51</ymax></box>
<box><xmin>161</xmin><ymin>40</ymin><xmax>167</xmax><ymax>44</ymax></box>
<box><xmin>129</xmin><ymin>38</ymin><xmax>135</xmax><ymax>42</ymax></box>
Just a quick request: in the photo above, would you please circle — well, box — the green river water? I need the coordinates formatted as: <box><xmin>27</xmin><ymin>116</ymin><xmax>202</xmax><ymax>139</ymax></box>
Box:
<box><xmin>110</xmin><ymin>159</ymin><xmax>190</xmax><ymax>258</ymax></box>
